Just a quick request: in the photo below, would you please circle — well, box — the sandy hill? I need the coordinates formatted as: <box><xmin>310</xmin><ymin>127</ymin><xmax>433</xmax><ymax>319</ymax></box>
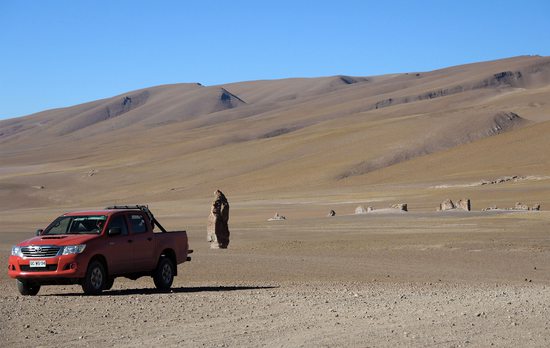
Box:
<box><xmin>1</xmin><ymin>55</ymin><xmax>550</xmax><ymax>212</ymax></box>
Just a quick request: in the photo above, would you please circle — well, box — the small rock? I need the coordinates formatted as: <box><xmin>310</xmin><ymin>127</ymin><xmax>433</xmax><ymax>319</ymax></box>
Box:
<box><xmin>355</xmin><ymin>205</ymin><xmax>367</xmax><ymax>214</ymax></box>
<box><xmin>268</xmin><ymin>212</ymin><xmax>286</xmax><ymax>221</ymax></box>
<box><xmin>391</xmin><ymin>203</ymin><xmax>408</xmax><ymax>211</ymax></box>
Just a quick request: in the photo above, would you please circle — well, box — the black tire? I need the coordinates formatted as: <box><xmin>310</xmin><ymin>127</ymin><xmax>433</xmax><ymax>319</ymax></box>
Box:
<box><xmin>81</xmin><ymin>260</ymin><xmax>106</xmax><ymax>295</ymax></box>
<box><xmin>153</xmin><ymin>257</ymin><xmax>175</xmax><ymax>291</ymax></box>
<box><xmin>104</xmin><ymin>277</ymin><xmax>115</xmax><ymax>291</ymax></box>
<box><xmin>16</xmin><ymin>279</ymin><xmax>40</xmax><ymax>296</ymax></box>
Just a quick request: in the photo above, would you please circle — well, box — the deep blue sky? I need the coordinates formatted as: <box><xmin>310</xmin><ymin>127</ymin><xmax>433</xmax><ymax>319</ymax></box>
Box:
<box><xmin>1</xmin><ymin>0</ymin><xmax>549</xmax><ymax>120</ymax></box>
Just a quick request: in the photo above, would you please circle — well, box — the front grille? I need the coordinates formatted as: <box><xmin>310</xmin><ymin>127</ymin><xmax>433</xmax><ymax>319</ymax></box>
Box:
<box><xmin>21</xmin><ymin>245</ymin><xmax>61</xmax><ymax>258</ymax></box>
<box><xmin>20</xmin><ymin>264</ymin><xmax>58</xmax><ymax>272</ymax></box>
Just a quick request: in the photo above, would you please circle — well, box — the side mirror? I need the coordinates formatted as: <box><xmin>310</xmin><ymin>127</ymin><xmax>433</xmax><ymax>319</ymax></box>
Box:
<box><xmin>108</xmin><ymin>227</ymin><xmax>122</xmax><ymax>236</ymax></box>
<box><xmin>35</xmin><ymin>229</ymin><xmax>43</xmax><ymax>236</ymax></box>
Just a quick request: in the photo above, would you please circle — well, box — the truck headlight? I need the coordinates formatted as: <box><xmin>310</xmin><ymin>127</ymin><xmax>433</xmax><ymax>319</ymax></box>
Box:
<box><xmin>11</xmin><ymin>246</ymin><xmax>23</xmax><ymax>257</ymax></box>
<box><xmin>62</xmin><ymin>245</ymin><xmax>86</xmax><ymax>255</ymax></box>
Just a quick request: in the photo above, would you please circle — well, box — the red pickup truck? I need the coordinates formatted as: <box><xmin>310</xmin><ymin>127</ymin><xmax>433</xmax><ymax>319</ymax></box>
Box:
<box><xmin>8</xmin><ymin>205</ymin><xmax>191</xmax><ymax>295</ymax></box>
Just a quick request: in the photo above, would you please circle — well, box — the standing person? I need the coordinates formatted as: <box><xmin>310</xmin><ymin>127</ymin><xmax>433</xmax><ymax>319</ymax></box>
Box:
<box><xmin>207</xmin><ymin>190</ymin><xmax>230</xmax><ymax>249</ymax></box>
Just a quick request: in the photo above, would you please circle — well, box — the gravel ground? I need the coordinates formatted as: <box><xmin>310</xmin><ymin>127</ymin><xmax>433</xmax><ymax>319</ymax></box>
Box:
<box><xmin>2</xmin><ymin>211</ymin><xmax>550</xmax><ymax>347</ymax></box>
<box><xmin>1</xmin><ymin>280</ymin><xmax>549</xmax><ymax>347</ymax></box>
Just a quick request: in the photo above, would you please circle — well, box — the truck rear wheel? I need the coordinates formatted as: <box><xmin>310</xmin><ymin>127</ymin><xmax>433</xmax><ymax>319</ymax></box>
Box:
<box><xmin>153</xmin><ymin>257</ymin><xmax>174</xmax><ymax>291</ymax></box>
<box><xmin>17</xmin><ymin>279</ymin><xmax>40</xmax><ymax>296</ymax></box>
<box><xmin>82</xmin><ymin>260</ymin><xmax>106</xmax><ymax>295</ymax></box>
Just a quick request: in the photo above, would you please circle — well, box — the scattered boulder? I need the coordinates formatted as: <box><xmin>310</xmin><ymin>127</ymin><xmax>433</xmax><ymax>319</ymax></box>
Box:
<box><xmin>532</xmin><ymin>204</ymin><xmax>541</xmax><ymax>211</ymax></box>
<box><xmin>438</xmin><ymin>198</ymin><xmax>471</xmax><ymax>211</ymax></box>
<box><xmin>327</xmin><ymin>210</ymin><xmax>336</xmax><ymax>217</ymax></box>
<box><xmin>483</xmin><ymin>205</ymin><xmax>498</xmax><ymax>211</ymax></box>
<box><xmin>391</xmin><ymin>203</ymin><xmax>408</xmax><ymax>212</ymax></box>
<box><xmin>439</xmin><ymin>199</ymin><xmax>455</xmax><ymax>211</ymax></box>
<box><xmin>367</xmin><ymin>206</ymin><xmax>374</xmax><ymax>212</ymax></box>
<box><xmin>479</xmin><ymin>175</ymin><xmax>525</xmax><ymax>186</ymax></box>
<box><xmin>355</xmin><ymin>206</ymin><xmax>367</xmax><ymax>215</ymax></box>
<box><xmin>514</xmin><ymin>202</ymin><xmax>530</xmax><ymax>211</ymax></box>
<box><xmin>31</xmin><ymin>185</ymin><xmax>45</xmax><ymax>190</ymax></box>
<box><xmin>456</xmin><ymin>199</ymin><xmax>471</xmax><ymax>211</ymax></box>
<box><xmin>268</xmin><ymin>212</ymin><xmax>286</xmax><ymax>221</ymax></box>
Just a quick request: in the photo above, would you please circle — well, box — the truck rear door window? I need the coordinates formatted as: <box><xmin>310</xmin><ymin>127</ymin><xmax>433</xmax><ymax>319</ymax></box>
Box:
<box><xmin>107</xmin><ymin>215</ymin><xmax>128</xmax><ymax>236</ymax></box>
<box><xmin>129</xmin><ymin>214</ymin><xmax>147</xmax><ymax>234</ymax></box>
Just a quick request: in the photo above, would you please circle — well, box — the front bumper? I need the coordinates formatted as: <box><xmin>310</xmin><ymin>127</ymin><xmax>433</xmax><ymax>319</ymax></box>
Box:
<box><xmin>8</xmin><ymin>254</ymin><xmax>87</xmax><ymax>280</ymax></box>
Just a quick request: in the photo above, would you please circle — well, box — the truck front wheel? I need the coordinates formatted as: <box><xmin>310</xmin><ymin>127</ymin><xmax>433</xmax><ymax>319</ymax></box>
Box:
<box><xmin>17</xmin><ymin>279</ymin><xmax>40</xmax><ymax>296</ymax></box>
<box><xmin>153</xmin><ymin>257</ymin><xmax>175</xmax><ymax>291</ymax></box>
<box><xmin>82</xmin><ymin>260</ymin><xmax>106</xmax><ymax>295</ymax></box>
<box><xmin>104</xmin><ymin>277</ymin><xmax>115</xmax><ymax>291</ymax></box>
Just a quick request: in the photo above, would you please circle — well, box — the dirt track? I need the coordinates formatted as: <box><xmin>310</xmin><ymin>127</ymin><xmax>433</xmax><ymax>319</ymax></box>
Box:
<box><xmin>2</xmin><ymin>211</ymin><xmax>550</xmax><ymax>347</ymax></box>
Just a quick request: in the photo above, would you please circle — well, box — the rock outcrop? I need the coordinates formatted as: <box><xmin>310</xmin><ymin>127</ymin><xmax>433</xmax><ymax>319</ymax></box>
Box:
<box><xmin>457</xmin><ymin>199</ymin><xmax>471</xmax><ymax>211</ymax></box>
<box><xmin>355</xmin><ymin>206</ymin><xmax>367</xmax><ymax>215</ymax></box>
<box><xmin>514</xmin><ymin>202</ymin><xmax>530</xmax><ymax>211</ymax></box>
<box><xmin>327</xmin><ymin>210</ymin><xmax>336</xmax><ymax>217</ymax></box>
<box><xmin>268</xmin><ymin>212</ymin><xmax>286</xmax><ymax>221</ymax></box>
<box><xmin>438</xmin><ymin>199</ymin><xmax>456</xmax><ymax>211</ymax></box>
<box><xmin>482</xmin><ymin>203</ymin><xmax>542</xmax><ymax>211</ymax></box>
<box><xmin>207</xmin><ymin>190</ymin><xmax>230</xmax><ymax>249</ymax></box>
<box><xmin>391</xmin><ymin>203</ymin><xmax>408</xmax><ymax>212</ymax></box>
<box><xmin>438</xmin><ymin>198</ymin><xmax>471</xmax><ymax>211</ymax></box>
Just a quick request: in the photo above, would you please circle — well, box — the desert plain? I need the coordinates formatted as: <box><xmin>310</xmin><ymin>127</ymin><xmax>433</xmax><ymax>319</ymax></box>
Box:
<box><xmin>1</xmin><ymin>55</ymin><xmax>550</xmax><ymax>347</ymax></box>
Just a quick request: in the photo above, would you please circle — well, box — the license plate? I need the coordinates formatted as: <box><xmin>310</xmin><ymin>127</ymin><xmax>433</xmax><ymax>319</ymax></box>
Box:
<box><xmin>29</xmin><ymin>260</ymin><xmax>47</xmax><ymax>268</ymax></box>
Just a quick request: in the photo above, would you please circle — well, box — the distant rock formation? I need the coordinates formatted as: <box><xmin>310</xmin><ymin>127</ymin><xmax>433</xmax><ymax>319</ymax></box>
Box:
<box><xmin>355</xmin><ymin>206</ymin><xmax>367</xmax><ymax>215</ymax></box>
<box><xmin>483</xmin><ymin>206</ymin><xmax>498</xmax><ymax>211</ymax></box>
<box><xmin>327</xmin><ymin>210</ymin><xmax>336</xmax><ymax>217</ymax></box>
<box><xmin>457</xmin><ymin>199</ymin><xmax>471</xmax><ymax>211</ymax></box>
<box><xmin>482</xmin><ymin>202</ymin><xmax>542</xmax><ymax>211</ymax></box>
<box><xmin>480</xmin><ymin>175</ymin><xmax>525</xmax><ymax>186</ymax></box>
<box><xmin>432</xmin><ymin>175</ymin><xmax>550</xmax><ymax>189</ymax></box>
<box><xmin>391</xmin><ymin>203</ymin><xmax>408</xmax><ymax>212</ymax></box>
<box><xmin>438</xmin><ymin>199</ymin><xmax>456</xmax><ymax>211</ymax></box>
<box><xmin>207</xmin><ymin>190</ymin><xmax>230</xmax><ymax>249</ymax></box>
<box><xmin>514</xmin><ymin>202</ymin><xmax>530</xmax><ymax>211</ymax></box>
<box><xmin>268</xmin><ymin>212</ymin><xmax>286</xmax><ymax>221</ymax></box>
<box><xmin>438</xmin><ymin>199</ymin><xmax>471</xmax><ymax>211</ymax></box>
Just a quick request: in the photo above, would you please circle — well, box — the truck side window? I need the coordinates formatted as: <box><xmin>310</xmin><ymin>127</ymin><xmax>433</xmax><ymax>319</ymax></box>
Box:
<box><xmin>129</xmin><ymin>214</ymin><xmax>147</xmax><ymax>234</ymax></box>
<box><xmin>107</xmin><ymin>215</ymin><xmax>128</xmax><ymax>236</ymax></box>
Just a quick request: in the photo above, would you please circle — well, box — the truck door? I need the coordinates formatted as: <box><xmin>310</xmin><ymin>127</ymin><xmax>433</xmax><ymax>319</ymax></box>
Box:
<box><xmin>104</xmin><ymin>214</ymin><xmax>133</xmax><ymax>275</ymax></box>
<box><xmin>128</xmin><ymin>213</ymin><xmax>156</xmax><ymax>272</ymax></box>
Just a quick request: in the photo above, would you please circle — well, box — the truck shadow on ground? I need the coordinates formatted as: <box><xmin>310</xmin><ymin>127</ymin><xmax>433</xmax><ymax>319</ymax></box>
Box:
<box><xmin>46</xmin><ymin>285</ymin><xmax>279</xmax><ymax>297</ymax></box>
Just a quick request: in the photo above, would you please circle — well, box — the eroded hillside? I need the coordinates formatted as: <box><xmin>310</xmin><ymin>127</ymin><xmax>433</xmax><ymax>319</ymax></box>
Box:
<box><xmin>1</xmin><ymin>55</ymin><xmax>550</xmax><ymax>210</ymax></box>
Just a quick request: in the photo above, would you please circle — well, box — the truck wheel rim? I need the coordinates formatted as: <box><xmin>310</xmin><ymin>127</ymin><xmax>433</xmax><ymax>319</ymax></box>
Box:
<box><xmin>91</xmin><ymin>267</ymin><xmax>103</xmax><ymax>289</ymax></box>
<box><xmin>162</xmin><ymin>263</ymin><xmax>172</xmax><ymax>283</ymax></box>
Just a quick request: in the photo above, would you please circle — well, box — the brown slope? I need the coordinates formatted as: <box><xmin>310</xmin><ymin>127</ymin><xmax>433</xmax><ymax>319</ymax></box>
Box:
<box><xmin>1</xmin><ymin>56</ymin><xmax>550</xmax><ymax>210</ymax></box>
<box><xmin>0</xmin><ymin>83</ymin><xmax>247</xmax><ymax>142</ymax></box>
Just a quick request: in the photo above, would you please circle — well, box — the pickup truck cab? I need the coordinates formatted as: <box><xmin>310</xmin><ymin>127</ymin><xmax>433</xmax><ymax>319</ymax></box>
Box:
<box><xmin>8</xmin><ymin>205</ymin><xmax>191</xmax><ymax>295</ymax></box>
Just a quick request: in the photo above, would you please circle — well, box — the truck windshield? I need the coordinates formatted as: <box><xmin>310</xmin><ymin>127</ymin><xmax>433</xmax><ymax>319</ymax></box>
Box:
<box><xmin>44</xmin><ymin>215</ymin><xmax>107</xmax><ymax>235</ymax></box>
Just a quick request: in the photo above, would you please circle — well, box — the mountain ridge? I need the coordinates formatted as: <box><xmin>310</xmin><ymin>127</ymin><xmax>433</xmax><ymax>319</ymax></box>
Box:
<box><xmin>1</xmin><ymin>55</ymin><xmax>549</xmax><ymax>210</ymax></box>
